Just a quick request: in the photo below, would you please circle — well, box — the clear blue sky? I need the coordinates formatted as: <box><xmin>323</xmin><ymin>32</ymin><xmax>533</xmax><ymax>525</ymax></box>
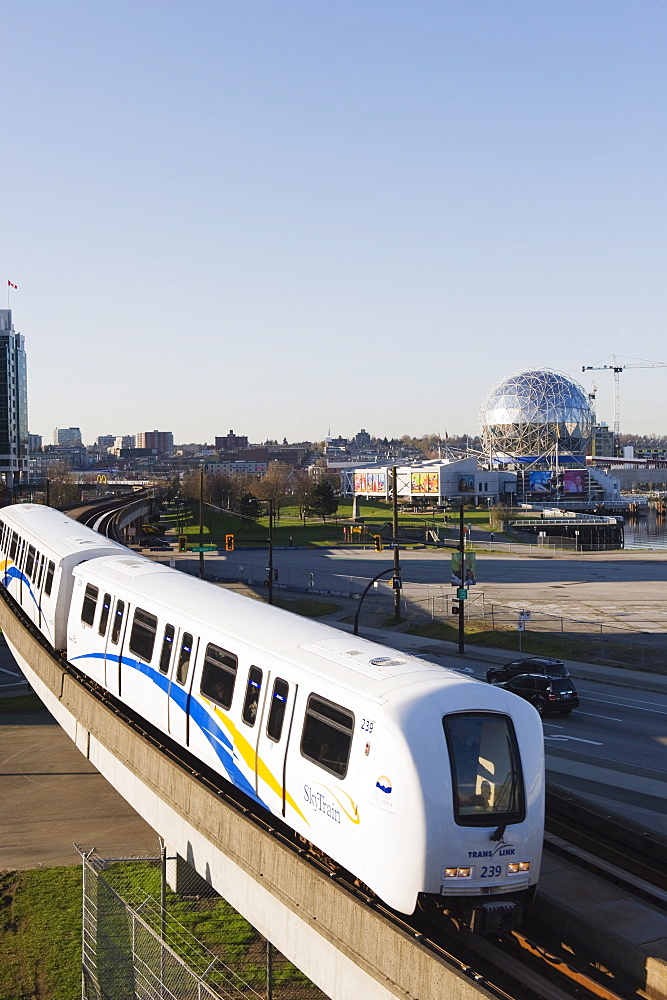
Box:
<box><xmin>3</xmin><ymin>1</ymin><xmax>666</xmax><ymax>445</ymax></box>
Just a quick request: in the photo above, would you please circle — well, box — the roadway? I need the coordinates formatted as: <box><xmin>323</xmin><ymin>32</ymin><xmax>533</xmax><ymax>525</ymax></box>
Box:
<box><xmin>192</xmin><ymin>546</ymin><xmax>667</xmax><ymax>631</ymax></box>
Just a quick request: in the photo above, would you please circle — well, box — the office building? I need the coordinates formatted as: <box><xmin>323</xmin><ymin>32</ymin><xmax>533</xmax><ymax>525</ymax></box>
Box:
<box><xmin>136</xmin><ymin>430</ymin><xmax>174</xmax><ymax>455</ymax></box>
<box><xmin>0</xmin><ymin>309</ymin><xmax>28</xmax><ymax>489</ymax></box>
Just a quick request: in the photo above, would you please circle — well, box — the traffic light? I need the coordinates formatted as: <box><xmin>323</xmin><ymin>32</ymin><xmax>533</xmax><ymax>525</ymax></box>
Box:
<box><xmin>273</xmin><ymin>569</ymin><xmax>279</xmax><ymax>581</ymax></box>
<box><xmin>373</xmin><ymin>535</ymin><xmax>383</xmax><ymax>552</ymax></box>
<box><xmin>178</xmin><ymin>535</ymin><xmax>187</xmax><ymax>553</ymax></box>
<box><xmin>452</xmin><ymin>602</ymin><xmax>460</xmax><ymax>616</ymax></box>
<box><xmin>225</xmin><ymin>534</ymin><xmax>235</xmax><ymax>551</ymax></box>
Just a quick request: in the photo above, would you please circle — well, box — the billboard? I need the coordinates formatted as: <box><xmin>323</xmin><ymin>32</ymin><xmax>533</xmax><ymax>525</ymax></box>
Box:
<box><xmin>366</xmin><ymin>472</ymin><xmax>386</xmax><ymax>493</ymax></box>
<box><xmin>563</xmin><ymin>470</ymin><xmax>585</xmax><ymax>494</ymax></box>
<box><xmin>451</xmin><ymin>551</ymin><xmax>477</xmax><ymax>585</ymax></box>
<box><xmin>411</xmin><ymin>471</ymin><xmax>439</xmax><ymax>494</ymax></box>
<box><xmin>528</xmin><ymin>471</ymin><xmax>552</xmax><ymax>493</ymax></box>
<box><xmin>354</xmin><ymin>471</ymin><xmax>387</xmax><ymax>493</ymax></box>
<box><xmin>457</xmin><ymin>474</ymin><xmax>475</xmax><ymax>493</ymax></box>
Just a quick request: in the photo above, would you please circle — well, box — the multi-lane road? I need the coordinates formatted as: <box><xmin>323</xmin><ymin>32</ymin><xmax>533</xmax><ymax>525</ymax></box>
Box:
<box><xmin>203</xmin><ymin>546</ymin><xmax>667</xmax><ymax>630</ymax></box>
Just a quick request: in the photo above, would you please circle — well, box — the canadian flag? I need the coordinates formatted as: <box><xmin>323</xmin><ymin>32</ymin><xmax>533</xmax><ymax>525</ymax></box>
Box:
<box><xmin>7</xmin><ymin>280</ymin><xmax>17</xmax><ymax>289</ymax></box>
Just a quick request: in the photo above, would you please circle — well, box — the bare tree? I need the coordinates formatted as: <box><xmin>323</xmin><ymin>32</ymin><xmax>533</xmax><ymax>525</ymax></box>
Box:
<box><xmin>47</xmin><ymin>461</ymin><xmax>80</xmax><ymax>508</ymax></box>
<box><xmin>255</xmin><ymin>462</ymin><xmax>292</xmax><ymax>519</ymax></box>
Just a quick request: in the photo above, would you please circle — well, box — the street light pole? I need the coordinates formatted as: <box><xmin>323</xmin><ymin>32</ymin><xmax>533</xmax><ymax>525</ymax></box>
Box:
<box><xmin>354</xmin><ymin>568</ymin><xmax>395</xmax><ymax>636</ymax></box>
<box><xmin>392</xmin><ymin>466</ymin><xmax>401</xmax><ymax>621</ymax></box>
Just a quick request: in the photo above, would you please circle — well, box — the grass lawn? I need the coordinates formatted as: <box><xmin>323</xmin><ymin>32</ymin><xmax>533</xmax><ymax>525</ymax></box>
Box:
<box><xmin>406</xmin><ymin>619</ymin><xmax>655</xmax><ymax>670</ymax></box>
<box><xmin>0</xmin><ymin>868</ymin><xmax>82</xmax><ymax>1000</ymax></box>
<box><xmin>163</xmin><ymin>499</ymin><xmax>490</xmax><ymax>548</ymax></box>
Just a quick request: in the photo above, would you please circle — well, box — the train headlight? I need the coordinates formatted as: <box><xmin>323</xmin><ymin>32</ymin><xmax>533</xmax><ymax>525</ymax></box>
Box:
<box><xmin>443</xmin><ymin>867</ymin><xmax>472</xmax><ymax>878</ymax></box>
<box><xmin>507</xmin><ymin>861</ymin><xmax>531</xmax><ymax>874</ymax></box>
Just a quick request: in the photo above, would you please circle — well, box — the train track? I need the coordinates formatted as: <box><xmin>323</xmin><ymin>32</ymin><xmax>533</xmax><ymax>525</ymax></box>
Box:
<box><xmin>18</xmin><ymin>502</ymin><xmax>660</xmax><ymax>999</ymax></box>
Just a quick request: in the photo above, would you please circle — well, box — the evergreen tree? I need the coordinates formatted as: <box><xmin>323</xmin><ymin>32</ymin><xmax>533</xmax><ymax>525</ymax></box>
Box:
<box><xmin>308</xmin><ymin>480</ymin><xmax>338</xmax><ymax>521</ymax></box>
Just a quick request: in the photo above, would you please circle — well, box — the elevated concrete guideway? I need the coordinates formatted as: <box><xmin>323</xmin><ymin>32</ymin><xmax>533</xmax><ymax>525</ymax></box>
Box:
<box><xmin>0</xmin><ymin>598</ymin><xmax>495</xmax><ymax>1000</ymax></box>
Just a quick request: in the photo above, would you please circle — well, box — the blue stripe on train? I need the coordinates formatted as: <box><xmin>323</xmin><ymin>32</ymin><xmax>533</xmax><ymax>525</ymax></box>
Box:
<box><xmin>70</xmin><ymin>650</ymin><xmax>265</xmax><ymax>807</ymax></box>
<box><xmin>2</xmin><ymin>566</ymin><xmax>53</xmax><ymax>644</ymax></box>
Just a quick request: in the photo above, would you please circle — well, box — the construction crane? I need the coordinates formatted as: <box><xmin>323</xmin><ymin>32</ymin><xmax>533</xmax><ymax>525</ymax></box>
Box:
<box><xmin>581</xmin><ymin>356</ymin><xmax>667</xmax><ymax>438</ymax></box>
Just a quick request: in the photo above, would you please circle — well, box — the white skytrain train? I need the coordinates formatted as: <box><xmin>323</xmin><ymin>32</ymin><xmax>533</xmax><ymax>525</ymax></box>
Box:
<box><xmin>0</xmin><ymin>504</ymin><xmax>544</xmax><ymax>932</ymax></box>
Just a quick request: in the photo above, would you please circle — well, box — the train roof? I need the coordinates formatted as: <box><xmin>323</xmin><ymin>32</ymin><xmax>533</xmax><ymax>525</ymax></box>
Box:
<box><xmin>73</xmin><ymin>553</ymin><xmax>483</xmax><ymax>703</ymax></box>
<box><xmin>0</xmin><ymin>504</ymin><xmax>126</xmax><ymax>559</ymax></box>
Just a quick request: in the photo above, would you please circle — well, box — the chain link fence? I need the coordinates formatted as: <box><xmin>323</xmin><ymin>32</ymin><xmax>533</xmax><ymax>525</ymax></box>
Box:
<box><xmin>80</xmin><ymin>848</ymin><xmax>328</xmax><ymax>1000</ymax></box>
<box><xmin>355</xmin><ymin>583</ymin><xmax>667</xmax><ymax>671</ymax></box>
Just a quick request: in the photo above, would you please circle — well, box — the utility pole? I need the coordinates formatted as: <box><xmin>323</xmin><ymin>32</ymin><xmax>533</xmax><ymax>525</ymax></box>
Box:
<box><xmin>198</xmin><ymin>467</ymin><xmax>204</xmax><ymax>579</ymax></box>
<box><xmin>267</xmin><ymin>498</ymin><xmax>274</xmax><ymax>605</ymax></box>
<box><xmin>392</xmin><ymin>466</ymin><xmax>402</xmax><ymax>621</ymax></box>
<box><xmin>458</xmin><ymin>503</ymin><xmax>466</xmax><ymax>654</ymax></box>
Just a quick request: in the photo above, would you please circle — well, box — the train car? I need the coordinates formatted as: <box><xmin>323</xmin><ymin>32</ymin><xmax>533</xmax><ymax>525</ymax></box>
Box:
<box><xmin>0</xmin><ymin>504</ymin><xmax>126</xmax><ymax>649</ymax></box>
<box><xmin>66</xmin><ymin>551</ymin><xmax>544</xmax><ymax>931</ymax></box>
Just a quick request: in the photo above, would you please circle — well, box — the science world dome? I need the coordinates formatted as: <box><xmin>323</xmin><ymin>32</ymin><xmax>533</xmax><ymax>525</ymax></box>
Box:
<box><xmin>480</xmin><ymin>368</ymin><xmax>593</xmax><ymax>458</ymax></box>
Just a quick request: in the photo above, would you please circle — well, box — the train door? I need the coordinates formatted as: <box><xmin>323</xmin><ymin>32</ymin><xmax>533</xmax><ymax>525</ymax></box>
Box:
<box><xmin>167</xmin><ymin>631</ymin><xmax>198</xmax><ymax>746</ymax></box>
<box><xmin>106</xmin><ymin>597</ymin><xmax>129</xmax><ymax>697</ymax></box>
<box><xmin>154</xmin><ymin>622</ymin><xmax>176</xmax><ymax>733</ymax></box>
<box><xmin>253</xmin><ymin>674</ymin><xmax>297</xmax><ymax>815</ymax></box>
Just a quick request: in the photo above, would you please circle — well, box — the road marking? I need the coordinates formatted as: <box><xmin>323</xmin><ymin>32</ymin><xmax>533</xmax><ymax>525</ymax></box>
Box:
<box><xmin>576</xmin><ymin>712</ymin><xmax>623</xmax><ymax>722</ymax></box>
<box><xmin>544</xmin><ymin>735</ymin><xmax>603</xmax><ymax>745</ymax></box>
<box><xmin>0</xmin><ymin>667</ymin><xmax>21</xmax><ymax>676</ymax></box>
<box><xmin>583</xmin><ymin>694</ymin><xmax>667</xmax><ymax>716</ymax></box>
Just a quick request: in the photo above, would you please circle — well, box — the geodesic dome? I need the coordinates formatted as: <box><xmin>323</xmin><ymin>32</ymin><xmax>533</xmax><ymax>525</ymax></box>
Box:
<box><xmin>479</xmin><ymin>368</ymin><xmax>592</xmax><ymax>458</ymax></box>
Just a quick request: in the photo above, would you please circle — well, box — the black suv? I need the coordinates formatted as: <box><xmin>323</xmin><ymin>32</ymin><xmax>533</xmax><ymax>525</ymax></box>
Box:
<box><xmin>498</xmin><ymin>674</ymin><xmax>579</xmax><ymax>716</ymax></box>
<box><xmin>486</xmin><ymin>656</ymin><xmax>569</xmax><ymax>684</ymax></box>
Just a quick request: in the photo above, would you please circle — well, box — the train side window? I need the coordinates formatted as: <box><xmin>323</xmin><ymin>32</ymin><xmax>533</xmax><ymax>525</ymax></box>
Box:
<box><xmin>44</xmin><ymin>560</ymin><xmax>55</xmax><ymax>596</ymax></box>
<box><xmin>200</xmin><ymin>643</ymin><xmax>237</xmax><ymax>708</ymax></box>
<box><xmin>111</xmin><ymin>600</ymin><xmax>125</xmax><ymax>644</ymax></box>
<box><xmin>81</xmin><ymin>584</ymin><xmax>99</xmax><ymax>626</ymax></box>
<box><xmin>301</xmin><ymin>695</ymin><xmax>354</xmax><ymax>778</ymax></box>
<box><xmin>9</xmin><ymin>531</ymin><xmax>18</xmax><ymax>561</ymax></box>
<box><xmin>159</xmin><ymin>624</ymin><xmax>175</xmax><ymax>674</ymax></box>
<box><xmin>242</xmin><ymin>666</ymin><xmax>263</xmax><ymax>727</ymax></box>
<box><xmin>266</xmin><ymin>678</ymin><xmax>289</xmax><ymax>743</ymax></box>
<box><xmin>129</xmin><ymin>608</ymin><xmax>158</xmax><ymax>662</ymax></box>
<box><xmin>35</xmin><ymin>554</ymin><xmax>44</xmax><ymax>589</ymax></box>
<box><xmin>25</xmin><ymin>545</ymin><xmax>35</xmax><ymax>580</ymax></box>
<box><xmin>176</xmin><ymin>633</ymin><xmax>194</xmax><ymax>685</ymax></box>
<box><xmin>98</xmin><ymin>593</ymin><xmax>112</xmax><ymax>636</ymax></box>
<box><xmin>16</xmin><ymin>539</ymin><xmax>25</xmax><ymax>569</ymax></box>
<box><xmin>0</xmin><ymin>524</ymin><xmax>7</xmax><ymax>552</ymax></box>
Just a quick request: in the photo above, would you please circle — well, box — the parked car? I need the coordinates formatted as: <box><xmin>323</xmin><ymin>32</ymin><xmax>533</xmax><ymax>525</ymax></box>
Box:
<box><xmin>498</xmin><ymin>674</ymin><xmax>579</xmax><ymax>716</ymax></box>
<box><xmin>140</xmin><ymin>537</ymin><xmax>171</xmax><ymax>550</ymax></box>
<box><xmin>486</xmin><ymin>656</ymin><xmax>569</xmax><ymax>684</ymax></box>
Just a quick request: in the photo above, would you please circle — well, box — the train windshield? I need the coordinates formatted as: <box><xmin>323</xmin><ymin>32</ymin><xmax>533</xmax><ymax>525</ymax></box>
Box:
<box><xmin>444</xmin><ymin>714</ymin><xmax>525</xmax><ymax>827</ymax></box>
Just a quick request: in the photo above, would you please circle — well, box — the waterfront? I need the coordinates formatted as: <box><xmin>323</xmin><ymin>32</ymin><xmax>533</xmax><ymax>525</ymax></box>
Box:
<box><xmin>624</xmin><ymin>507</ymin><xmax>667</xmax><ymax>549</ymax></box>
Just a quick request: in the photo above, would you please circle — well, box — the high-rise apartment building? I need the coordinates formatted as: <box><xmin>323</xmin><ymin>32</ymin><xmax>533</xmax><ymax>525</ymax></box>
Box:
<box><xmin>0</xmin><ymin>309</ymin><xmax>28</xmax><ymax>488</ymax></box>
<box><xmin>136</xmin><ymin>430</ymin><xmax>173</xmax><ymax>455</ymax></box>
<box><xmin>54</xmin><ymin>426</ymin><xmax>83</xmax><ymax>447</ymax></box>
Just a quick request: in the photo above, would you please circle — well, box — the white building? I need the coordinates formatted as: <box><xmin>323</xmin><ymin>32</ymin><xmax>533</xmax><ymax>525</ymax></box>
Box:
<box><xmin>341</xmin><ymin>458</ymin><xmax>516</xmax><ymax>505</ymax></box>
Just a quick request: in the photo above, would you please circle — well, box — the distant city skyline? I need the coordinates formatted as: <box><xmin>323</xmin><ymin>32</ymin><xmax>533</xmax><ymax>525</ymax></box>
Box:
<box><xmin>4</xmin><ymin>2</ymin><xmax>667</xmax><ymax>441</ymax></box>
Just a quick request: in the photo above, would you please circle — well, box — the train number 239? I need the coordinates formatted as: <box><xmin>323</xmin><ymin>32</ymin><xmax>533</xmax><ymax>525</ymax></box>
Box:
<box><xmin>360</xmin><ymin>718</ymin><xmax>374</xmax><ymax>733</ymax></box>
<box><xmin>480</xmin><ymin>865</ymin><xmax>502</xmax><ymax>878</ymax></box>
